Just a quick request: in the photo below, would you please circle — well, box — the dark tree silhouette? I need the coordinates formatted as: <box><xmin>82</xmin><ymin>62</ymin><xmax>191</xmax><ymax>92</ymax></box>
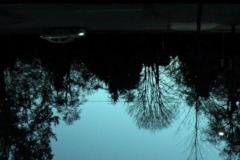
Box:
<box><xmin>127</xmin><ymin>62</ymin><xmax>179</xmax><ymax>131</ymax></box>
<box><xmin>0</xmin><ymin>58</ymin><xmax>100</xmax><ymax>159</ymax></box>
<box><xmin>77</xmin><ymin>34</ymin><xmax>144</xmax><ymax>103</ymax></box>
<box><xmin>170</xmin><ymin>32</ymin><xmax>240</xmax><ymax>160</ymax></box>
<box><xmin>184</xmin><ymin>95</ymin><xmax>206</xmax><ymax>160</ymax></box>
<box><xmin>51</xmin><ymin>61</ymin><xmax>100</xmax><ymax>124</ymax></box>
<box><xmin>166</xmin><ymin>31</ymin><xmax>224</xmax><ymax>160</ymax></box>
<box><xmin>2</xmin><ymin>32</ymin><xmax>240</xmax><ymax>160</ymax></box>
<box><xmin>202</xmin><ymin>53</ymin><xmax>240</xmax><ymax>160</ymax></box>
<box><xmin>0</xmin><ymin>59</ymin><xmax>59</xmax><ymax>159</ymax></box>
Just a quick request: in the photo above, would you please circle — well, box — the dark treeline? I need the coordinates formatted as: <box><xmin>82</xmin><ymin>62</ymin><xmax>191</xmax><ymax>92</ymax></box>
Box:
<box><xmin>168</xmin><ymin>33</ymin><xmax>240</xmax><ymax>160</ymax></box>
<box><xmin>1</xmin><ymin>32</ymin><xmax>240</xmax><ymax>159</ymax></box>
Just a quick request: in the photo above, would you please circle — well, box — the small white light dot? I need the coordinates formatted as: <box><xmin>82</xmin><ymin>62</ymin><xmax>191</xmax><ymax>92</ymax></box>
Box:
<box><xmin>78</xmin><ymin>32</ymin><xmax>85</xmax><ymax>36</ymax></box>
<box><xmin>218</xmin><ymin>131</ymin><xmax>224</xmax><ymax>136</ymax></box>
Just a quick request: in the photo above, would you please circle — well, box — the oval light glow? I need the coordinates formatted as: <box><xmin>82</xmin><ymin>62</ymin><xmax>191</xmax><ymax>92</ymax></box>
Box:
<box><xmin>78</xmin><ymin>32</ymin><xmax>85</xmax><ymax>36</ymax></box>
<box><xmin>218</xmin><ymin>131</ymin><xmax>224</xmax><ymax>136</ymax></box>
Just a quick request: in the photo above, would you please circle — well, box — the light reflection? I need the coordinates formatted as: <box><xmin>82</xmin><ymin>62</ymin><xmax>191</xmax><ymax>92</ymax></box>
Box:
<box><xmin>78</xmin><ymin>32</ymin><xmax>85</xmax><ymax>36</ymax></box>
<box><xmin>218</xmin><ymin>131</ymin><xmax>224</xmax><ymax>136</ymax></box>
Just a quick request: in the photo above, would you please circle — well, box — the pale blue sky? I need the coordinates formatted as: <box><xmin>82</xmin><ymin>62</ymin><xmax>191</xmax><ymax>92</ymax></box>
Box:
<box><xmin>51</xmin><ymin>89</ymin><xmax>222</xmax><ymax>160</ymax></box>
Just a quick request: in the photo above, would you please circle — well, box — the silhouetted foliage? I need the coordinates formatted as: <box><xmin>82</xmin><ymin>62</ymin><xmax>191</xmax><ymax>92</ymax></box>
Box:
<box><xmin>0</xmin><ymin>57</ymin><xmax>100</xmax><ymax>159</ymax></box>
<box><xmin>168</xmin><ymin>33</ymin><xmax>240</xmax><ymax>160</ymax></box>
<box><xmin>127</xmin><ymin>62</ymin><xmax>179</xmax><ymax>131</ymax></box>
<box><xmin>202</xmin><ymin>54</ymin><xmax>240</xmax><ymax>160</ymax></box>
<box><xmin>78</xmin><ymin>34</ymin><xmax>145</xmax><ymax>103</ymax></box>
<box><xmin>2</xmin><ymin>33</ymin><xmax>240</xmax><ymax>159</ymax></box>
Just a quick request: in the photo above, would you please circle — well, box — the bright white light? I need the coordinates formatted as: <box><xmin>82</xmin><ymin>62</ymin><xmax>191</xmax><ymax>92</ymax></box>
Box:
<box><xmin>218</xmin><ymin>131</ymin><xmax>224</xmax><ymax>136</ymax></box>
<box><xmin>78</xmin><ymin>32</ymin><xmax>85</xmax><ymax>36</ymax></box>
